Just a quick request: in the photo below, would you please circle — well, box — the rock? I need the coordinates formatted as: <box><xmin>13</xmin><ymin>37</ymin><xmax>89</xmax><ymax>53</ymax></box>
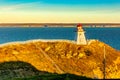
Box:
<box><xmin>66</xmin><ymin>53</ymin><xmax>72</xmax><ymax>59</ymax></box>
<box><xmin>12</xmin><ymin>50</ymin><xmax>19</xmax><ymax>55</ymax></box>
<box><xmin>45</xmin><ymin>47</ymin><xmax>51</xmax><ymax>51</ymax></box>
<box><xmin>93</xmin><ymin>67</ymin><xmax>103</xmax><ymax>79</ymax></box>
<box><xmin>78</xmin><ymin>53</ymin><xmax>85</xmax><ymax>59</ymax></box>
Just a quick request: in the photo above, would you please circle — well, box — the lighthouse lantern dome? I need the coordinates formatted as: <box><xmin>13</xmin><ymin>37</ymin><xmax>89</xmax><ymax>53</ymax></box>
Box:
<box><xmin>77</xmin><ymin>24</ymin><xmax>82</xmax><ymax>28</ymax></box>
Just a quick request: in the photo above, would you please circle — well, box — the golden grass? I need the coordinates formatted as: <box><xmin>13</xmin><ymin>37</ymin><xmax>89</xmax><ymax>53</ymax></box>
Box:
<box><xmin>0</xmin><ymin>40</ymin><xmax>120</xmax><ymax>79</ymax></box>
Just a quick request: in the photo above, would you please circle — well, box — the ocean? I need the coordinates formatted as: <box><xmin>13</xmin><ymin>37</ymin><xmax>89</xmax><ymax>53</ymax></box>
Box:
<box><xmin>0</xmin><ymin>27</ymin><xmax>120</xmax><ymax>50</ymax></box>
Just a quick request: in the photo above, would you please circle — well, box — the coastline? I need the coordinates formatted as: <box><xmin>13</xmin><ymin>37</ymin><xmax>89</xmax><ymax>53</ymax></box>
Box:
<box><xmin>0</xmin><ymin>39</ymin><xmax>76</xmax><ymax>47</ymax></box>
<box><xmin>0</xmin><ymin>39</ymin><xmax>119</xmax><ymax>51</ymax></box>
<box><xmin>0</xmin><ymin>23</ymin><xmax>120</xmax><ymax>27</ymax></box>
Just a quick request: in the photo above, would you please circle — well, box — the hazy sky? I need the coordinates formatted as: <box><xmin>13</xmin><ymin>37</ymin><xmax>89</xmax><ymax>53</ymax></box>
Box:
<box><xmin>0</xmin><ymin>0</ymin><xmax>120</xmax><ymax>23</ymax></box>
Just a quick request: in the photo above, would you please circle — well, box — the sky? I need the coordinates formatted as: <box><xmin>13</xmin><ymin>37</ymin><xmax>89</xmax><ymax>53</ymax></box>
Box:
<box><xmin>0</xmin><ymin>0</ymin><xmax>120</xmax><ymax>23</ymax></box>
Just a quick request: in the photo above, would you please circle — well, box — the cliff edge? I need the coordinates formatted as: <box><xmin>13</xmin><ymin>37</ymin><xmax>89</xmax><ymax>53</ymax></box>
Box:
<box><xmin>0</xmin><ymin>40</ymin><xmax>120</xmax><ymax>79</ymax></box>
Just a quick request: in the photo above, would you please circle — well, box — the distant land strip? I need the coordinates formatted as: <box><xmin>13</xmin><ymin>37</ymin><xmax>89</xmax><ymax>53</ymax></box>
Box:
<box><xmin>0</xmin><ymin>23</ymin><xmax>120</xmax><ymax>27</ymax></box>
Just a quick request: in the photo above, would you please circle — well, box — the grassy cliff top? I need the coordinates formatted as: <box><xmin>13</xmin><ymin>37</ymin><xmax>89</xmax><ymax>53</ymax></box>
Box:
<box><xmin>0</xmin><ymin>40</ymin><xmax>120</xmax><ymax>79</ymax></box>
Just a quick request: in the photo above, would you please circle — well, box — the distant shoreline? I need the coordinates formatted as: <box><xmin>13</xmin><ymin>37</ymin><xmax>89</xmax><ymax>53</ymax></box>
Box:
<box><xmin>0</xmin><ymin>23</ymin><xmax>120</xmax><ymax>27</ymax></box>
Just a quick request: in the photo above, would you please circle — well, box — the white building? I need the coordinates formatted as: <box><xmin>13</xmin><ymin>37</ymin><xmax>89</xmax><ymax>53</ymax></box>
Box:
<box><xmin>76</xmin><ymin>24</ymin><xmax>87</xmax><ymax>45</ymax></box>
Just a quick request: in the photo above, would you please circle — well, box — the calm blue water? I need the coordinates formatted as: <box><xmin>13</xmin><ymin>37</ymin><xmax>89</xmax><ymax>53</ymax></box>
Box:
<box><xmin>0</xmin><ymin>27</ymin><xmax>120</xmax><ymax>50</ymax></box>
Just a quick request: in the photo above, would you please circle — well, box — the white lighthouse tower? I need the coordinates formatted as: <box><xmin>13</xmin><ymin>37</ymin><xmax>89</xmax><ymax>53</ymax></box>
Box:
<box><xmin>76</xmin><ymin>24</ymin><xmax>87</xmax><ymax>45</ymax></box>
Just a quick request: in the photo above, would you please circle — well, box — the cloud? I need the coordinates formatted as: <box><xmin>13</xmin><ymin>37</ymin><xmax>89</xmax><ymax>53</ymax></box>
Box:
<box><xmin>0</xmin><ymin>2</ymin><xmax>41</xmax><ymax>11</ymax></box>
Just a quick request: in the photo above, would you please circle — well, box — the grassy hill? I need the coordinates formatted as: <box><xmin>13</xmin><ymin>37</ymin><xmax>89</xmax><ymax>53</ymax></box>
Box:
<box><xmin>0</xmin><ymin>61</ymin><xmax>91</xmax><ymax>80</ymax></box>
<box><xmin>0</xmin><ymin>40</ymin><xmax>120</xmax><ymax>79</ymax></box>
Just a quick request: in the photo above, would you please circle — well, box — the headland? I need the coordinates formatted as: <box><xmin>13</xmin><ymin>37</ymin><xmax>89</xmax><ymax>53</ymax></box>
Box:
<box><xmin>0</xmin><ymin>39</ymin><xmax>120</xmax><ymax>79</ymax></box>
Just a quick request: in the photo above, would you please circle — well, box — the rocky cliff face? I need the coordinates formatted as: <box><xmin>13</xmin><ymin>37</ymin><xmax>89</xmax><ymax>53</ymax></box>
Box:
<box><xmin>0</xmin><ymin>40</ymin><xmax>120</xmax><ymax>79</ymax></box>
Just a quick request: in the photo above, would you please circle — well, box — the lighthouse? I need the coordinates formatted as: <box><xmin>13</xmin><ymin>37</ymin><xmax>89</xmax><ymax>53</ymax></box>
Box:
<box><xmin>76</xmin><ymin>24</ymin><xmax>87</xmax><ymax>45</ymax></box>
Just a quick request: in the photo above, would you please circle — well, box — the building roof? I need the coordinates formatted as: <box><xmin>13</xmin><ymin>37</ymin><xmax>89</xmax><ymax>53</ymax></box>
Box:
<box><xmin>77</xmin><ymin>24</ymin><xmax>82</xmax><ymax>27</ymax></box>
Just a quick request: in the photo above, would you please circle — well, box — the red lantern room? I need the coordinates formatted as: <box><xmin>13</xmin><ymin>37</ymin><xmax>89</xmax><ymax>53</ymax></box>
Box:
<box><xmin>77</xmin><ymin>24</ymin><xmax>82</xmax><ymax>28</ymax></box>
<box><xmin>77</xmin><ymin>24</ymin><xmax>83</xmax><ymax>31</ymax></box>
